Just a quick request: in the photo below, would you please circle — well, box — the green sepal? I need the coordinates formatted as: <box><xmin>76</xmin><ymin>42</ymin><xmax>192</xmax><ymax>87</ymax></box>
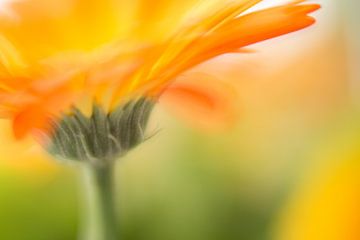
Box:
<box><xmin>47</xmin><ymin>98</ymin><xmax>155</xmax><ymax>165</ymax></box>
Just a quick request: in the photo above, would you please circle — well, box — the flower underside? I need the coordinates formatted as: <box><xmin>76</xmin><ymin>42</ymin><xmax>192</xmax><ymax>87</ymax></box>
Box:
<box><xmin>0</xmin><ymin>0</ymin><xmax>320</xmax><ymax>144</ymax></box>
<box><xmin>47</xmin><ymin>98</ymin><xmax>154</xmax><ymax>165</ymax></box>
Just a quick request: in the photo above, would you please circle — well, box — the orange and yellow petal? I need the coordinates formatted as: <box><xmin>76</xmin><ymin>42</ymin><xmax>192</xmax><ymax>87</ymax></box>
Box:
<box><xmin>0</xmin><ymin>0</ymin><xmax>320</xmax><ymax>138</ymax></box>
<box><xmin>160</xmin><ymin>72</ymin><xmax>238</xmax><ymax>130</ymax></box>
<box><xmin>110</xmin><ymin>1</ymin><xmax>320</xmax><ymax>102</ymax></box>
<box><xmin>156</xmin><ymin>2</ymin><xmax>320</xmax><ymax>87</ymax></box>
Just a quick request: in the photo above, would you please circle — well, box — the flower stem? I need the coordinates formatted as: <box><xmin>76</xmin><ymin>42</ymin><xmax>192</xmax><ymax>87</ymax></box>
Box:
<box><xmin>79</xmin><ymin>162</ymin><xmax>118</xmax><ymax>240</ymax></box>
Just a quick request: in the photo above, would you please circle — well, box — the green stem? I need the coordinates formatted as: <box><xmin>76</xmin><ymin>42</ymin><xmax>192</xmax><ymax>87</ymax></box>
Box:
<box><xmin>79</xmin><ymin>162</ymin><xmax>118</xmax><ymax>240</ymax></box>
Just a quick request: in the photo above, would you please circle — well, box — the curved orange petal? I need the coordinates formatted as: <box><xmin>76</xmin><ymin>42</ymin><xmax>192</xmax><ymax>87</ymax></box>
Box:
<box><xmin>139</xmin><ymin>2</ymin><xmax>321</xmax><ymax>94</ymax></box>
<box><xmin>9</xmin><ymin>76</ymin><xmax>80</xmax><ymax>139</ymax></box>
<box><xmin>109</xmin><ymin>0</ymin><xmax>263</xmax><ymax>104</ymax></box>
<box><xmin>12</xmin><ymin>104</ymin><xmax>49</xmax><ymax>139</ymax></box>
<box><xmin>160</xmin><ymin>72</ymin><xmax>238</xmax><ymax>131</ymax></box>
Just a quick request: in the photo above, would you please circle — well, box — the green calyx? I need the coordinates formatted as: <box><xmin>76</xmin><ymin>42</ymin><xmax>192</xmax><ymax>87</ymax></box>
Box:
<box><xmin>47</xmin><ymin>98</ymin><xmax>155</xmax><ymax>165</ymax></box>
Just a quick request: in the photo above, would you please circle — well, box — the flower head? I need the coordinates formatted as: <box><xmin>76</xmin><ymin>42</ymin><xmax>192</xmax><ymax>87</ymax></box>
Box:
<box><xmin>0</xmin><ymin>0</ymin><xmax>320</xmax><ymax>160</ymax></box>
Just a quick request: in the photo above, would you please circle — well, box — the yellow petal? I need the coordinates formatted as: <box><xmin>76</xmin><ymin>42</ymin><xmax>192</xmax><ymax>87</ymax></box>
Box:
<box><xmin>0</xmin><ymin>34</ymin><xmax>27</xmax><ymax>75</ymax></box>
<box><xmin>0</xmin><ymin>0</ymin><xmax>128</xmax><ymax>63</ymax></box>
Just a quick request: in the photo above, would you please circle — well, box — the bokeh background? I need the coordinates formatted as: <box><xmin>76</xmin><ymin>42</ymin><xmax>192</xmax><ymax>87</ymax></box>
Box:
<box><xmin>0</xmin><ymin>0</ymin><xmax>359</xmax><ymax>239</ymax></box>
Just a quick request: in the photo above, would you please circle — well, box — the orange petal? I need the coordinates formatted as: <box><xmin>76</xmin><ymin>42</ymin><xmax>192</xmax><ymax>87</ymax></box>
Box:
<box><xmin>143</xmin><ymin>3</ymin><xmax>320</xmax><ymax>93</ymax></box>
<box><xmin>11</xmin><ymin>82</ymin><xmax>77</xmax><ymax>139</ymax></box>
<box><xmin>160</xmin><ymin>73</ymin><xmax>238</xmax><ymax>131</ymax></box>
<box><xmin>12</xmin><ymin>105</ymin><xmax>49</xmax><ymax>139</ymax></box>
<box><xmin>210</xmin><ymin>3</ymin><xmax>321</xmax><ymax>50</ymax></box>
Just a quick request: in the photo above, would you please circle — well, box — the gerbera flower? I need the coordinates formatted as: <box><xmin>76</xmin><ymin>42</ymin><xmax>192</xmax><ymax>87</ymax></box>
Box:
<box><xmin>0</xmin><ymin>0</ymin><xmax>319</xmax><ymax>141</ymax></box>
<box><xmin>0</xmin><ymin>0</ymin><xmax>319</xmax><ymax>239</ymax></box>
